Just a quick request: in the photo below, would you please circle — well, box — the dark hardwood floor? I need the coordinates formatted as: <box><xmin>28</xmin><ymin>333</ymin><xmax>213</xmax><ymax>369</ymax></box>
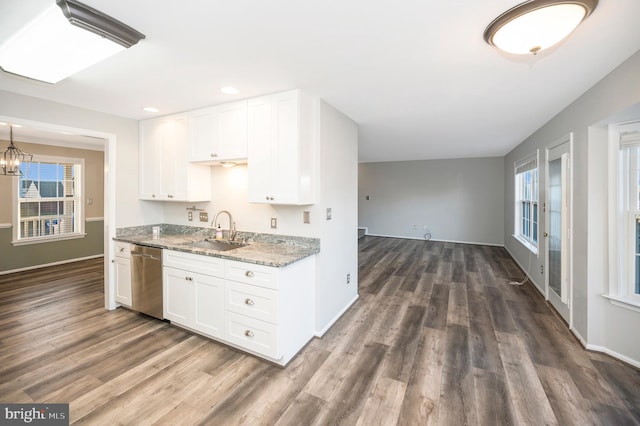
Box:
<box><xmin>1</xmin><ymin>237</ymin><xmax>639</xmax><ymax>425</ymax></box>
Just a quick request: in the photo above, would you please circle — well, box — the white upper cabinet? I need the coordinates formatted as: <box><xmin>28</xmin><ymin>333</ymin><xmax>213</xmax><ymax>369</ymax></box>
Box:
<box><xmin>247</xmin><ymin>90</ymin><xmax>318</xmax><ymax>205</ymax></box>
<box><xmin>139</xmin><ymin>113</ymin><xmax>211</xmax><ymax>202</ymax></box>
<box><xmin>189</xmin><ymin>100</ymin><xmax>248</xmax><ymax>163</ymax></box>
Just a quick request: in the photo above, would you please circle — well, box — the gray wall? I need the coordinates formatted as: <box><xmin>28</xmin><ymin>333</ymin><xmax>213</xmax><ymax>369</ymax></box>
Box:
<box><xmin>0</xmin><ymin>221</ymin><xmax>103</xmax><ymax>272</ymax></box>
<box><xmin>504</xmin><ymin>49</ymin><xmax>640</xmax><ymax>365</ymax></box>
<box><xmin>0</xmin><ymin>141</ymin><xmax>105</xmax><ymax>273</ymax></box>
<box><xmin>359</xmin><ymin>157</ymin><xmax>504</xmax><ymax>245</ymax></box>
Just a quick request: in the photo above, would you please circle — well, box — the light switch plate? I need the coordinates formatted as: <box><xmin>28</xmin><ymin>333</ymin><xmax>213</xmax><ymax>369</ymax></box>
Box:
<box><xmin>199</xmin><ymin>212</ymin><xmax>208</xmax><ymax>222</ymax></box>
<box><xmin>270</xmin><ymin>217</ymin><xmax>277</xmax><ymax>229</ymax></box>
<box><xmin>326</xmin><ymin>208</ymin><xmax>332</xmax><ymax>220</ymax></box>
<box><xmin>303</xmin><ymin>211</ymin><xmax>310</xmax><ymax>224</ymax></box>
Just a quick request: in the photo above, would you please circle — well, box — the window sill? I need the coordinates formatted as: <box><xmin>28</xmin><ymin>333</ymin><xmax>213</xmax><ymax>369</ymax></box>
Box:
<box><xmin>512</xmin><ymin>234</ymin><xmax>538</xmax><ymax>255</ymax></box>
<box><xmin>602</xmin><ymin>294</ymin><xmax>640</xmax><ymax>314</ymax></box>
<box><xmin>12</xmin><ymin>233</ymin><xmax>87</xmax><ymax>246</ymax></box>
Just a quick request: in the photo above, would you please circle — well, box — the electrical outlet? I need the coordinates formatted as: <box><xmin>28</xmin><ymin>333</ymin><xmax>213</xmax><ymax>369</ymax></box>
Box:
<box><xmin>188</xmin><ymin>211</ymin><xmax>193</xmax><ymax>221</ymax></box>
<box><xmin>303</xmin><ymin>211</ymin><xmax>310</xmax><ymax>224</ymax></box>
<box><xmin>347</xmin><ymin>273</ymin><xmax>351</xmax><ymax>284</ymax></box>
<box><xmin>199</xmin><ymin>212</ymin><xmax>208</xmax><ymax>222</ymax></box>
<box><xmin>271</xmin><ymin>217</ymin><xmax>277</xmax><ymax>229</ymax></box>
<box><xmin>326</xmin><ymin>208</ymin><xmax>332</xmax><ymax>220</ymax></box>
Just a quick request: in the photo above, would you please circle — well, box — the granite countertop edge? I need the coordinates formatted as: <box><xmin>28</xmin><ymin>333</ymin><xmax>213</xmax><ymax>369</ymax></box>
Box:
<box><xmin>113</xmin><ymin>225</ymin><xmax>320</xmax><ymax>268</ymax></box>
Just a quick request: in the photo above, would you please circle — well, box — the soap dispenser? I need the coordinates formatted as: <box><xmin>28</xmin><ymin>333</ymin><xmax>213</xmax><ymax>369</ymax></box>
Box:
<box><xmin>215</xmin><ymin>224</ymin><xmax>223</xmax><ymax>239</ymax></box>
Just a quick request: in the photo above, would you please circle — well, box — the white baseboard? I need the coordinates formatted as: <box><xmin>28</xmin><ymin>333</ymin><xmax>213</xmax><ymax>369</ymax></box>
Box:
<box><xmin>314</xmin><ymin>293</ymin><xmax>359</xmax><ymax>337</ymax></box>
<box><xmin>364</xmin><ymin>232</ymin><xmax>503</xmax><ymax>247</ymax></box>
<box><xmin>585</xmin><ymin>343</ymin><xmax>640</xmax><ymax>369</ymax></box>
<box><xmin>570</xmin><ymin>326</ymin><xmax>588</xmax><ymax>347</ymax></box>
<box><xmin>0</xmin><ymin>254</ymin><xmax>104</xmax><ymax>275</ymax></box>
<box><xmin>503</xmin><ymin>245</ymin><xmax>545</xmax><ymax>295</ymax></box>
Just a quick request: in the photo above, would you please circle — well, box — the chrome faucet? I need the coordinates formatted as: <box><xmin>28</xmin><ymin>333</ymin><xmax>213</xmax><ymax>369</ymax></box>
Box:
<box><xmin>212</xmin><ymin>210</ymin><xmax>236</xmax><ymax>241</ymax></box>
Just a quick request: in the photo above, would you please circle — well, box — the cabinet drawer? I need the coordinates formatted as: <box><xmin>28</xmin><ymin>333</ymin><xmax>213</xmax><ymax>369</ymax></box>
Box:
<box><xmin>225</xmin><ymin>312</ymin><xmax>278</xmax><ymax>359</ymax></box>
<box><xmin>164</xmin><ymin>249</ymin><xmax>224</xmax><ymax>277</ymax></box>
<box><xmin>225</xmin><ymin>260</ymin><xmax>277</xmax><ymax>289</ymax></box>
<box><xmin>226</xmin><ymin>281</ymin><xmax>278</xmax><ymax>324</ymax></box>
<box><xmin>114</xmin><ymin>241</ymin><xmax>131</xmax><ymax>259</ymax></box>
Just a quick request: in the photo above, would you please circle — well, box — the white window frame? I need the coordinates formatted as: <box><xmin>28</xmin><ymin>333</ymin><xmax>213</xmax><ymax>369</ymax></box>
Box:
<box><xmin>606</xmin><ymin>120</ymin><xmax>640</xmax><ymax>312</ymax></box>
<box><xmin>514</xmin><ymin>151</ymin><xmax>539</xmax><ymax>254</ymax></box>
<box><xmin>12</xmin><ymin>155</ymin><xmax>86</xmax><ymax>245</ymax></box>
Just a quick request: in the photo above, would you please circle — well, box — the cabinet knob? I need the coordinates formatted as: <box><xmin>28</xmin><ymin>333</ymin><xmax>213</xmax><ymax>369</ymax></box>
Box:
<box><xmin>152</xmin><ymin>194</ymin><xmax>156</xmax><ymax>198</ymax></box>
<box><xmin>168</xmin><ymin>194</ymin><xmax>174</xmax><ymax>199</ymax></box>
<box><xmin>185</xmin><ymin>276</ymin><xmax>193</xmax><ymax>281</ymax></box>
<box><xmin>244</xmin><ymin>298</ymin><xmax>255</xmax><ymax>306</ymax></box>
<box><xmin>211</xmin><ymin>153</ymin><xmax>218</xmax><ymax>158</ymax></box>
<box><xmin>245</xmin><ymin>271</ymin><xmax>255</xmax><ymax>278</ymax></box>
<box><xmin>244</xmin><ymin>330</ymin><xmax>254</xmax><ymax>337</ymax></box>
<box><xmin>119</xmin><ymin>247</ymin><xmax>125</xmax><ymax>252</ymax></box>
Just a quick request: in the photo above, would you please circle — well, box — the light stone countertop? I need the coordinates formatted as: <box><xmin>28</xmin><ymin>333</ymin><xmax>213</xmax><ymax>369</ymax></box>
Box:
<box><xmin>114</xmin><ymin>224</ymin><xmax>320</xmax><ymax>268</ymax></box>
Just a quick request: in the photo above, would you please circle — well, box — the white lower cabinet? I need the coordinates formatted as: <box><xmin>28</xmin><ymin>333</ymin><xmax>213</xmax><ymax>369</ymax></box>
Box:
<box><xmin>162</xmin><ymin>250</ymin><xmax>315</xmax><ymax>366</ymax></box>
<box><xmin>113</xmin><ymin>242</ymin><xmax>132</xmax><ymax>307</ymax></box>
<box><xmin>163</xmin><ymin>251</ymin><xmax>225</xmax><ymax>340</ymax></box>
<box><xmin>223</xmin><ymin>258</ymin><xmax>315</xmax><ymax>365</ymax></box>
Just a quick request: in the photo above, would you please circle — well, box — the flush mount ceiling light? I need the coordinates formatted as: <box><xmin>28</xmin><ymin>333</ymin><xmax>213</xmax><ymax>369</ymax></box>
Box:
<box><xmin>484</xmin><ymin>0</ymin><xmax>598</xmax><ymax>55</ymax></box>
<box><xmin>1</xmin><ymin>126</ymin><xmax>33</xmax><ymax>176</ymax></box>
<box><xmin>0</xmin><ymin>0</ymin><xmax>145</xmax><ymax>84</ymax></box>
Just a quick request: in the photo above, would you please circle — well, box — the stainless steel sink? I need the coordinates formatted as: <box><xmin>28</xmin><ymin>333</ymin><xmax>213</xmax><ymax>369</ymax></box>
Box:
<box><xmin>184</xmin><ymin>239</ymin><xmax>247</xmax><ymax>251</ymax></box>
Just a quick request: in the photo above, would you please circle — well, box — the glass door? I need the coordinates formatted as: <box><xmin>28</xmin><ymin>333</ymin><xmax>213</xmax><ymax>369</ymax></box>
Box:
<box><xmin>546</xmin><ymin>139</ymin><xmax>571</xmax><ymax>323</ymax></box>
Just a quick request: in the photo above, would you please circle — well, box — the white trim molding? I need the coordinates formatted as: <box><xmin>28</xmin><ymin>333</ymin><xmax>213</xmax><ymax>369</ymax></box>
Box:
<box><xmin>314</xmin><ymin>294</ymin><xmax>359</xmax><ymax>337</ymax></box>
<box><xmin>0</xmin><ymin>254</ymin><xmax>104</xmax><ymax>275</ymax></box>
<box><xmin>86</xmin><ymin>217</ymin><xmax>105</xmax><ymax>222</ymax></box>
<box><xmin>0</xmin><ymin>223</ymin><xmax>12</xmax><ymax>229</ymax></box>
<box><xmin>586</xmin><ymin>343</ymin><xmax>640</xmax><ymax>370</ymax></box>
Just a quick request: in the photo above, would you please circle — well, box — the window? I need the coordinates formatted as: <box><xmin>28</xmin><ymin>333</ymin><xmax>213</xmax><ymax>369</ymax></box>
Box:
<box><xmin>514</xmin><ymin>153</ymin><xmax>539</xmax><ymax>253</ymax></box>
<box><xmin>610</xmin><ymin>123</ymin><xmax>640</xmax><ymax>308</ymax></box>
<box><xmin>13</xmin><ymin>156</ymin><xmax>84</xmax><ymax>244</ymax></box>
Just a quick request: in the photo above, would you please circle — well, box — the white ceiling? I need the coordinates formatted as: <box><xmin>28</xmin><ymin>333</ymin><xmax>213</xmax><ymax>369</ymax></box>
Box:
<box><xmin>1</xmin><ymin>0</ymin><xmax>639</xmax><ymax>162</ymax></box>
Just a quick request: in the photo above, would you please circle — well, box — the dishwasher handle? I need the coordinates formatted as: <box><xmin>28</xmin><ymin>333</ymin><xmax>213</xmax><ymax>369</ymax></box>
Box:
<box><xmin>131</xmin><ymin>252</ymin><xmax>161</xmax><ymax>261</ymax></box>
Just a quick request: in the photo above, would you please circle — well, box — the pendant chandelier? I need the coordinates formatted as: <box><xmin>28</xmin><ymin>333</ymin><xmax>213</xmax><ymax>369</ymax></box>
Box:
<box><xmin>1</xmin><ymin>126</ymin><xmax>33</xmax><ymax>176</ymax></box>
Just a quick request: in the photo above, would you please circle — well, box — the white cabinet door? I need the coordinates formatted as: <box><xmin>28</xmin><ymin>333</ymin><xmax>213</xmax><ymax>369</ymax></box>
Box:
<box><xmin>194</xmin><ymin>274</ymin><xmax>225</xmax><ymax>339</ymax></box>
<box><xmin>139</xmin><ymin>118</ymin><xmax>163</xmax><ymax>200</ymax></box>
<box><xmin>190</xmin><ymin>101</ymin><xmax>248</xmax><ymax>163</ymax></box>
<box><xmin>247</xmin><ymin>90</ymin><xmax>316</xmax><ymax>205</ymax></box>
<box><xmin>113</xmin><ymin>256</ymin><xmax>132</xmax><ymax>307</ymax></box>
<box><xmin>163</xmin><ymin>267</ymin><xmax>193</xmax><ymax>326</ymax></box>
<box><xmin>140</xmin><ymin>114</ymin><xmax>211</xmax><ymax>202</ymax></box>
<box><xmin>247</xmin><ymin>96</ymin><xmax>273</xmax><ymax>202</ymax></box>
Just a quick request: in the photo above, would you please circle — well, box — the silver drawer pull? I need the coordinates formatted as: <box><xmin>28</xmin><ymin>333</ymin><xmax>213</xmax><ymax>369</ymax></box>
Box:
<box><xmin>245</xmin><ymin>271</ymin><xmax>255</xmax><ymax>278</ymax></box>
<box><xmin>244</xmin><ymin>330</ymin><xmax>254</xmax><ymax>337</ymax></box>
<box><xmin>244</xmin><ymin>298</ymin><xmax>254</xmax><ymax>306</ymax></box>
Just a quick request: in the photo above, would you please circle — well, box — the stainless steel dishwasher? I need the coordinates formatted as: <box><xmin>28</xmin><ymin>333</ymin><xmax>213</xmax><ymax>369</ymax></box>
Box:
<box><xmin>130</xmin><ymin>244</ymin><xmax>163</xmax><ymax>319</ymax></box>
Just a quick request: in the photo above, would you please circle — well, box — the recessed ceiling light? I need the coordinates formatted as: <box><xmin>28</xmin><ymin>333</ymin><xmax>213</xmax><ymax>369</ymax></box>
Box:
<box><xmin>484</xmin><ymin>0</ymin><xmax>598</xmax><ymax>55</ymax></box>
<box><xmin>220</xmin><ymin>87</ymin><xmax>239</xmax><ymax>95</ymax></box>
<box><xmin>142</xmin><ymin>107</ymin><xmax>160</xmax><ymax>113</ymax></box>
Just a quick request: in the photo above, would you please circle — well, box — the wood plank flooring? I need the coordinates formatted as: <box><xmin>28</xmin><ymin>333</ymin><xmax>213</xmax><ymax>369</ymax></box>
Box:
<box><xmin>1</xmin><ymin>237</ymin><xmax>640</xmax><ymax>425</ymax></box>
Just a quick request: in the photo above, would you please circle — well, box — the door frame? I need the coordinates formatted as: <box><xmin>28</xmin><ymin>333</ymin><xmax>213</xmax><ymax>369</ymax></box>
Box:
<box><xmin>544</xmin><ymin>133</ymin><xmax>574</xmax><ymax>326</ymax></box>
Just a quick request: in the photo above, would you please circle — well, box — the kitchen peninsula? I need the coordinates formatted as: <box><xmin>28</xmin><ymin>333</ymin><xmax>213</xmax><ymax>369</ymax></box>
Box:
<box><xmin>114</xmin><ymin>224</ymin><xmax>319</xmax><ymax>366</ymax></box>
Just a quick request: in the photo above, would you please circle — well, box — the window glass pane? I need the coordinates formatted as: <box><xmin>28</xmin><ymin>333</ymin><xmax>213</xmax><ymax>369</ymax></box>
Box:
<box><xmin>16</xmin><ymin>159</ymin><xmax>81</xmax><ymax>241</ymax></box>
<box><xmin>533</xmin><ymin>203</ymin><xmax>538</xmax><ymax>243</ymax></box>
